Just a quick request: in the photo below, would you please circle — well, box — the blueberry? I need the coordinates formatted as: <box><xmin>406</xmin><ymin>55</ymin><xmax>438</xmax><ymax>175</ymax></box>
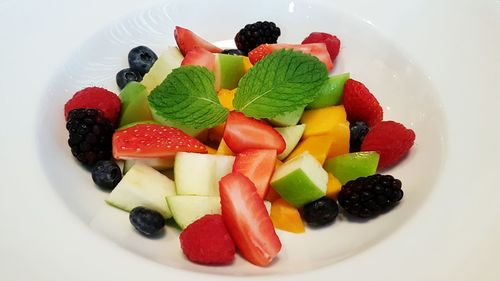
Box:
<box><xmin>349</xmin><ymin>121</ymin><xmax>370</xmax><ymax>152</ymax></box>
<box><xmin>116</xmin><ymin>68</ymin><xmax>142</xmax><ymax>89</ymax></box>
<box><xmin>303</xmin><ymin>197</ymin><xmax>339</xmax><ymax>226</ymax></box>
<box><xmin>91</xmin><ymin>160</ymin><xmax>122</xmax><ymax>190</ymax></box>
<box><xmin>221</xmin><ymin>49</ymin><xmax>246</xmax><ymax>56</ymax></box>
<box><xmin>129</xmin><ymin>207</ymin><xmax>165</xmax><ymax>237</ymax></box>
<box><xmin>128</xmin><ymin>46</ymin><xmax>158</xmax><ymax>75</ymax></box>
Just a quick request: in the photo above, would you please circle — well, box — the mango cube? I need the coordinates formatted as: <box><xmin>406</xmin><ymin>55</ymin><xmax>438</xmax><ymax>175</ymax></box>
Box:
<box><xmin>270</xmin><ymin>198</ymin><xmax>305</xmax><ymax>233</ymax></box>
<box><xmin>325</xmin><ymin>173</ymin><xmax>342</xmax><ymax>199</ymax></box>
<box><xmin>300</xmin><ymin>105</ymin><xmax>347</xmax><ymax>138</ymax></box>
<box><xmin>217</xmin><ymin>88</ymin><xmax>236</xmax><ymax>111</ymax></box>
<box><xmin>216</xmin><ymin>139</ymin><xmax>234</xmax><ymax>156</ymax></box>
<box><xmin>285</xmin><ymin>134</ymin><xmax>334</xmax><ymax>164</ymax></box>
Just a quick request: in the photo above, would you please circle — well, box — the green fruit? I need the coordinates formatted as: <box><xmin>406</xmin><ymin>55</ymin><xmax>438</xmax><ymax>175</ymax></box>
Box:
<box><xmin>274</xmin><ymin>124</ymin><xmax>305</xmax><ymax>160</ymax></box>
<box><xmin>323</xmin><ymin>151</ymin><xmax>380</xmax><ymax>184</ymax></box>
<box><xmin>268</xmin><ymin>107</ymin><xmax>305</xmax><ymax>127</ymax></box>
<box><xmin>307</xmin><ymin>73</ymin><xmax>350</xmax><ymax>109</ymax></box>
<box><xmin>123</xmin><ymin>157</ymin><xmax>173</xmax><ymax>174</ymax></box>
<box><xmin>166</xmin><ymin>195</ymin><xmax>221</xmax><ymax>229</ymax></box>
<box><xmin>141</xmin><ymin>47</ymin><xmax>184</xmax><ymax>94</ymax></box>
<box><xmin>215</xmin><ymin>54</ymin><xmax>245</xmax><ymax>90</ymax></box>
<box><xmin>270</xmin><ymin>151</ymin><xmax>328</xmax><ymax>207</ymax></box>
<box><xmin>105</xmin><ymin>163</ymin><xmax>176</xmax><ymax>218</ymax></box>
<box><xmin>150</xmin><ymin>107</ymin><xmax>205</xmax><ymax>137</ymax></box>
<box><xmin>118</xmin><ymin>82</ymin><xmax>153</xmax><ymax>127</ymax></box>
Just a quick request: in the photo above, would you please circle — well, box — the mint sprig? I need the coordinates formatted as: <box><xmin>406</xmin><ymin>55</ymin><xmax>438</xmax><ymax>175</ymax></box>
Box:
<box><xmin>148</xmin><ymin>66</ymin><xmax>228</xmax><ymax>129</ymax></box>
<box><xmin>233</xmin><ymin>49</ymin><xmax>328</xmax><ymax>119</ymax></box>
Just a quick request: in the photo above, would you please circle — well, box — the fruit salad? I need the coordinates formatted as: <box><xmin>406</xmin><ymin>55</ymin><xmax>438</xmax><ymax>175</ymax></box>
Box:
<box><xmin>63</xmin><ymin>21</ymin><xmax>416</xmax><ymax>267</ymax></box>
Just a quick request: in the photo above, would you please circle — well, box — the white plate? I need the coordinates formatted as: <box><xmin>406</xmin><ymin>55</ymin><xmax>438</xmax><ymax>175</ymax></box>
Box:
<box><xmin>1</xmin><ymin>0</ymin><xmax>499</xmax><ymax>280</ymax></box>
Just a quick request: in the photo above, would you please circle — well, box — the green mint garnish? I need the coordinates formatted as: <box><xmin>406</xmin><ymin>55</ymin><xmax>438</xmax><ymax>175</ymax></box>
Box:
<box><xmin>233</xmin><ymin>49</ymin><xmax>328</xmax><ymax>119</ymax></box>
<box><xmin>148</xmin><ymin>66</ymin><xmax>229</xmax><ymax>129</ymax></box>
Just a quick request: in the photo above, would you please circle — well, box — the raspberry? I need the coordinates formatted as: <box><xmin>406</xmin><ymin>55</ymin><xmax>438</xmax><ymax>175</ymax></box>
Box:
<box><xmin>342</xmin><ymin>79</ymin><xmax>383</xmax><ymax>127</ymax></box>
<box><xmin>179</xmin><ymin>214</ymin><xmax>235</xmax><ymax>265</ymax></box>
<box><xmin>302</xmin><ymin>32</ymin><xmax>341</xmax><ymax>61</ymax></box>
<box><xmin>361</xmin><ymin>121</ymin><xmax>415</xmax><ymax>169</ymax></box>
<box><xmin>235</xmin><ymin>21</ymin><xmax>281</xmax><ymax>54</ymax></box>
<box><xmin>64</xmin><ymin>87</ymin><xmax>121</xmax><ymax>125</ymax></box>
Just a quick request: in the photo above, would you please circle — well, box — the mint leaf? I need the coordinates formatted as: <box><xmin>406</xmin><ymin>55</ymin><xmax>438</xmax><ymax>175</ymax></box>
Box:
<box><xmin>233</xmin><ymin>49</ymin><xmax>328</xmax><ymax>119</ymax></box>
<box><xmin>148</xmin><ymin>66</ymin><xmax>228</xmax><ymax>129</ymax></box>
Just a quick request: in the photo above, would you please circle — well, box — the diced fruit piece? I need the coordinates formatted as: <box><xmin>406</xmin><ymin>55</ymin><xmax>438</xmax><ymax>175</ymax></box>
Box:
<box><xmin>214</xmin><ymin>155</ymin><xmax>236</xmax><ymax>185</ymax></box>
<box><xmin>129</xmin><ymin>207</ymin><xmax>165</xmax><ymax>237</ymax></box>
<box><xmin>180</xmin><ymin>214</ymin><xmax>235</xmax><ymax>265</ymax></box>
<box><xmin>300</xmin><ymin>105</ymin><xmax>347</xmax><ymax>138</ymax></box>
<box><xmin>123</xmin><ymin>157</ymin><xmax>174</xmax><ymax>174</ymax></box>
<box><xmin>233</xmin><ymin>149</ymin><xmax>277</xmax><ymax>199</ymax></box>
<box><xmin>141</xmin><ymin>47</ymin><xmax>184</xmax><ymax>93</ymax></box>
<box><xmin>360</xmin><ymin>121</ymin><xmax>416</xmax><ymax>170</ymax></box>
<box><xmin>215</xmin><ymin>54</ymin><xmax>245</xmax><ymax>90</ymax></box>
<box><xmin>235</xmin><ymin>21</ymin><xmax>281</xmax><ymax>53</ymax></box>
<box><xmin>64</xmin><ymin>87</ymin><xmax>121</xmax><ymax>125</ymax></box>
<box><xmin>91</xmin><ymin>160</ymin><xmax>122</xmax><ymax>190</ymax></box>
<box><xmin>248</xmin><ymin>43</ymin><xmax>333</xmax><ymax>70</ymax></box>
<box><xmin>325</xmin><ymin>173</ymin><xmax>342</xmax><ymax>199</ymax></box>
<box><xmin>342</xmin><ymin>79</ymin><xmax>383</xmax><ymax>127</ymax></box>
<box><xmin>219</xmin><ymin>172</ymin><xmax>281</xmax><ymax>266</ymax></box>
<box><xmin>218</xmin><ymin>89</ymin><xmax>236</xmax><ymax>111</ymax></box>
<box><xmin>286</xmin><ymin>134</ymin><xmax>334</xmax><ymax>165</ymax></box>
<box><xmin>216</xmin><ymin>139</ymin><xmax>235</xmax><ymax>156</ymax></box>
<box><xmin>112</xmin><ymin>124</ymin><xmax>207</xmax><ymax>161</ymax></box>
<box><xmin>326</xmin><ymin>119</ymin><xmax>350</xmax><ymax>158</ymax></box>
<box><xmin>166</xmin><ymin>195</ymin><xmax>221</xmax><ymax>229</ymax></box>
<box><xmin>181</xmin><ymin>48</ymin><xmax>216</xmax><ymax>71</ymax></box>
<box><xmin>206</xmin><ymin>146</ymin><xmax>217</xmax><ymax>154</ymax></box>
<box><xmin>106</xmin><ymin>163</ymin><xmax>176</xmax><ymax>218</ymax></box>
<box><xmin>302</xmin><ymin>32</ymin><xmax>341</xmax><ymax>62</ymax></box>
<box><xmin>307</xmin><ymin>73</ymin><xmax>350</xmax><ymax>109</ymax></box>
<box><xmin>116</xmin><ymin>68</ymin><xmax>142</xmax><ymax>90</ymax></box>
<box><xmin>149</xmin><ymin>107</ymin><xmax>206</xmax><ymax>137</ymax></box>
<box><xmin>274</xmin><ymin>124</ymin><xmax>306</xmax><ymax>160</ymax></box>
<box><xmin>174</xmin><ymin>26</ymin><xmax>222</xmax><ymax>56</ymax></box>
<box><xmin>128</xmin><ymin>46</ymin><xmax>158</xmax><ymax>76</ymax></box>
<box><xmin>270</xmin><ymin>198</ymin><xmax>305</xmax><ymax>233</ymax></box>
<box><xmin>223</xmin><ymin>112</ymin><xmax>286</xmax><ymax>154</ymax></box>
<box><xmin>324</xmin><ymin>151</ymin><xmax>379</xmax><ymax>184</ymax></box>
<box><xmin>302</xmin><ymin>197</ymin><xmax>339</xmax><ymax>226</ymax></box>
<box><xmin>267</xmin><ymin>107</ymin><xmax>304</xmax><ymax>127</ymax></box>
<box><xmin>118</xmin><ymin>82</ymin><xmax>153</xmax><ymax>127</ymax></box>
<box><xmin>270</xmin><ymin>151</ymin><xmax>328</xmax><ymax>207</ymax></box>
<box><xmin>117</xmin><ymin>120</ymin><xmax>157</xmax><ymax>131</ymax></box>
<box><xmin>242</xmin><ymin>56</ymin><xmax>253</xmax><ymax>72</ymax></box>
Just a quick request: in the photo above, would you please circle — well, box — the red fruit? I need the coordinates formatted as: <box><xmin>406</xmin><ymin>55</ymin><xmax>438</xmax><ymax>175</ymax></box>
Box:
<box><xmin>361</xmin><ymin>121</ymin><xmax>416</xmax><ymax>170</ymax></box>
<box><xmin>342</xmin><ymin>79</ymin><xmax>383</xmax><ymax>127</ymax></box>
<box><xmin>219</xmin><ymin>172</ymin><xmax>281</xmax><ymax>266</ymax></box>
<box><xmin>64</xmin><ymin>87</ymin><xmax>121</xmax><ymax>124</ymax></box>
<box><xmin>223</xmin><ymin>112</ymin><xmax>286</xmax><ymax>154</ymax></box>
<box><xmin>179</xmin><ymin>214</ymin><xmax>235</xmax><ymax>265</ymax></box>
<box><xmin>174</xmin><ymin>26</ymin><xmax>222</xmax><ymax>56</ymax></box>
<box><xmin>233</xmin><ymin>149</ymin><xmax>277</xmax><ymax>199</ymax></box>
<box><xmin>248</xmin><ymin>43</ymin><xmax>333</xmax><ymax>70</ymax></box>
<box><xmin>181</xmin><ymin>48</ymin><xmax>216</xmax><ymax>72</ymax></box>
<box><xmin>112</xmin><ymin>124</ymin><xmax>207</xmax><ymax>159</ymax></box>
<box><xmin>302</xmin><ymin>32</ymin><xmax>341</xmax><ymax>62</ymax></box>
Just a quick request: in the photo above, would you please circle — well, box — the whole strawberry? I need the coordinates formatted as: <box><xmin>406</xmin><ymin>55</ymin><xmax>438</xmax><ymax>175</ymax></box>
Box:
<box><xmin>361</xmin><ymin>121</ymin><xmax>415</xmax><ymax>169</ymax></box>
<box><xmin>342</xmin><ymin>79</ymin><xmax>383</xmax><ymax>127</ymax></box>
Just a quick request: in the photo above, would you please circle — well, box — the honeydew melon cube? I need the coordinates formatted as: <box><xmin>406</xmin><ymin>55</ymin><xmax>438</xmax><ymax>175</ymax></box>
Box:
<box><xmin>274</xmin><ymin>124</ymin><xmax>306</xmax><ymax>160</ymax></box>
<box><xmin>174</xmin><ymin>152</ymin><xmax>217</xmax><ymax>196</ymax></box>
<box><xmin>141</xmin><ymin>47</ymin><xmax>183</xmax><ymax>94</ymax></box>
<box><xmin>270</xmin><ymin>151</ymin><xmax>328</xmax><ymax>207</ymax></box>
<box><xmin>166</xmin><ymin>195</ymin><xmax>221</xmax><ymax>229</ymax></box>
<box><xmin>215</xmin><ymin>54</ymin><xmax>245</xmax><ymax>90</ymax></box>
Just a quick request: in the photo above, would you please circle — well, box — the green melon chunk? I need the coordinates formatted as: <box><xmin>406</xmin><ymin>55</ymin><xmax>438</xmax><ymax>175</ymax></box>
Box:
<box><xmin>268</xmin><ymin>107</ymin><xmax>305</xmax><ymax>127</ymax></box>
<box><xmin>307</xmin><ymin>73</ymin><xmax>350</xmax><ymax>109</ymax></box>
<box><xmin>274</xmin><ymin>124</ymin><xmax>306</xmax><ymax>160</ymax></box>
<box><xmin>166</xmin><ymin>195</ymin><xmax>221</xmax><ymax>229</ymax></box>
<box><xmin>323</xmin><ymin>151</ymin><xmax>380</xmax><ymax>184</ymax></box>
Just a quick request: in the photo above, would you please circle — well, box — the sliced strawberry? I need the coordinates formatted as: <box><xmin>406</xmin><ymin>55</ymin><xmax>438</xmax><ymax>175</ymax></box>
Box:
<box><xmin>233</xmin><ymin>149</ymin><xmax>277</xmax><ymax>199</ymax></box>
<box><xmin>223</xmin><ymin>112</ymin><xmax>285</xmax><ymax>154</ymax></box>
<box><xmin>174</xmin><ymin>26</ymin><xmax>222</xmax><ymax>56</ymax></box>
<box><xmin>112</xmin><ymin>124</ymin><xmax>207</xmax><ymax>160</ymax></box>
<box><xmin>181</xmin><ymin>48</ymin><xmax>216</xmax><ymax>72</ymax></box>
<box><xmin>219</xmin><ymin>172</ymin><xmax>281</xmax><ymax>266</ymax></box>
<box><xmin>248</xmin><ymin>43</ymin><xmax>333</xmax><ymax>70</ymax></box>
<box><xmin>302</xmin><ymin>32</ymin><xmax>341</xmax><ymax>62</ymax></box>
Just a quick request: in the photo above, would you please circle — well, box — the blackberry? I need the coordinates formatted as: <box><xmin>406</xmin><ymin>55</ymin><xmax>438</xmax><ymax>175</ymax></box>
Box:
<box><xmin>221</xmin><ymin>49</ymin><xmax>246</xmax><ymax>56</ymax></box>
<box><xmin>91</xmin><ymin>160</ymin><xmax>122</xmax><ymax>190</ymax></box>
<box><xmin>349</xmin><ymin>121</ymin><xmax>369</xmax><ymax>152</ymax></box>
<box><xmin>129</xmin><ymin>207</ymin><xmax>165</xmax><ymax>237</ymax></box>
<box><xmin>303</xmin><ymin>197</ymin><xmax>339</xmax><ymax>226</ymax></box>
<box><xmin>338</xmin><ymin>174</ymin><xmax>403</xmax><ymax>219</ymax></box>
<box><xmin>234</xmin><ymin>21</ymin><xmax>281</xmax><ymax>54</ymax></box>
<box><xmin>66</xmin><ymin>109</ymin><xmax>114</xmax><ymax>166</ymax></box>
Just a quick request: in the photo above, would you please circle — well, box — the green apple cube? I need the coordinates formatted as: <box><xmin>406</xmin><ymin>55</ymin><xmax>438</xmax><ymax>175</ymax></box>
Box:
<box><xmin>274</xmin><ymin>124</ymin><xmax>306</xmax><ymax>160</ymax></box>
<box><xmin>105</xmin><ymin>163</ymin><xmax>176</xmax><ymax>218</ymax></box>
<box><xmin>141</xmin><ymin>47</ymin><xmax>183</xmax><ymax>94</ymax></box>
<box><xmin>270</xmin><ymin>151</ymin><xmax>328</xmax><ymax>207</ymax></box>
<box><xmin>118</xmin><ymin>82</ymin><xmax>153</xmax><ymax>127</ymax></box>
<box><xmin>307</xmin><ymin>73</ymin><xmax>350</xmax><ymax>109</ymax></box>
<box><xmin>123</xmin><ymin>157</ymin><xmax>174</xmax><ymax>174</ymax></box>
<box><xmin>214</xmin><ymin>155</ymin><xmax>235</xmax><ymax>190</ymax></box>
<box><xmin>323</xmin><ymin>151</ymin><xmax>380</xmax><ymax>184</ymax></box>
<box><xmin>268</xmin><ymin>107</ymin><xmax>305</xmax><ymax>127</ymax></box>
<box><xmin>215</xmin><ymin>54</ymin><xmax>245</xmax><ymax>90</ymax></box>
<box><xmin>166</xmin><ymin>195</ymin><xmax>221</xmax><ymax>229</ymax></box>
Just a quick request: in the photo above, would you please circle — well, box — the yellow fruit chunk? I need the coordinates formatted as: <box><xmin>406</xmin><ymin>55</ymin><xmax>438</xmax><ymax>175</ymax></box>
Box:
<box><xmin>242</xmin><ymin>56</ymin><xmax>253</xmax><ymax>73</ymax></box>
<box><xmin>270</xmin><ymin>198</ymin><xmax>305</xmax><ymax>233</ymax></box>
<box><xmin>326</xmin><ymin>120</ymin><xmax>350</xmax><ymax>158</ymax></box>
<box><xmin>218</xmin><ymin>89</ymin><xmax>236</xmax><ymax>111</ymax></box>
<box><xmin>325</xmin><ymin>173</ymin><xmax>342</xmax><ymax>199</ymax></box>
<box><xmin>216</xmin><ymin>139</ymin><xmax>234</xmax><ymax>156</ymax></box>
<box><xmin>206</xmin><ymin>146</ymin><xmax>217</xmax><ymax>155</ymax></box>
<box><xmin>285</xmin><ymin>134</ymin><xmax>334</xmax><ymax>165</ymax></box>
<box><xmin>300</xmin><ymin>105</ymin><xmax>347</xmax><ymax>138</ymax></box>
